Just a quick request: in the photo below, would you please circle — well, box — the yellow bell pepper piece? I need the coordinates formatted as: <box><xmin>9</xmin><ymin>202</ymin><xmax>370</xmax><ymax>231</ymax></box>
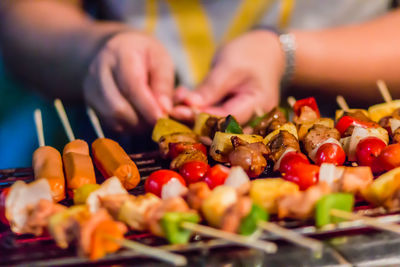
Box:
<box><xmin>263</xmin><ymin>123</ymin><xmax>298</xmax><ymax>145</ymax></box>
<box><xmin>152</xmin><ymin>118</ymin><xmax>193</xmax><ymax>142</ymax></box>
<box><xmin>368</xmin><ymin>100</ymin><xmax>400</xmax><ymax>122</ymax></box>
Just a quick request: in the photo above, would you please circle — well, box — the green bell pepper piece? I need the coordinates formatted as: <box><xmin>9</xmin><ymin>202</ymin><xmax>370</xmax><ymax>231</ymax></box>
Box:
<box><xmin>223</xmin><ymin>115</ymin><xmax>243</xmax><ymax>134</ymax></box>
<box><xmin>315</xmin><ymin>193</ymin><xmax>354</xmax><ymax>228</ymax></box>
<box><xmin>161</xmin><ymin>212</ymin><xmax>200</xmax><ymax>244</ymax></box>
<box><xmin>239</xmin><ymin>204</ymin><xmax>269</xmax><ymax>236</ymax></box>
<box><xmin>248</xmin><ymin>114</ymin><xmax>268</xmax><ymax>128</ymax></box>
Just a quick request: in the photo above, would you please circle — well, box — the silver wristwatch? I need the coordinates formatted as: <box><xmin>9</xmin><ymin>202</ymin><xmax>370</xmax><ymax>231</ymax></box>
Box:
<box><xmin>279</xmin><ymin>32</ymin><xmax>297</xmax><ymax>87</ymax></box>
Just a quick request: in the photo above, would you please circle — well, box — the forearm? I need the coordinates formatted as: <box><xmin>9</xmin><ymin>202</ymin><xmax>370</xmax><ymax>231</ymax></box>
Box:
<box><xmin>292</xmin><ymin>10</ymin><xmax>400</xmax><ymax>102</ymax></box>
<box><xmin>0</xmin><ymin>0</ymin><xmax>127</xmax><ymax>100</ymax></box>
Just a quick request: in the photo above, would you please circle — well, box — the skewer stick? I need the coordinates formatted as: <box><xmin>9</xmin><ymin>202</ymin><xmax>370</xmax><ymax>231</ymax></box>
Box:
<box><xmin>377</xmin><ymin>80</ymin><xmax>392</xmax><ymax>103</ymax></box>
<box><xmin>34</xmin><ymin>109</ymin><xmax>45</xmax><ymax>147</ymax></box>
<box><xmin>86</xmin><ymin>107</ymin><xmax>105</xmax><ymax>139</ymax></box>
<box><xmin>257</xmin><ymin>221</ymin><xmax>323</xmax><ymax>253</ymax></box>
<box><xmin>331</xmin><ymin>209</ymin><xmax>400</xmax><ymax>234</ymax></box>
<box><xmin>181</xmin><ymin>222</ymin><xmax>277</xmax><ymax>254</ymax></box>
<box><xmin>287</xmin><ymin>96</ymin><xmax>296</xmax><ymax>108</ymax></box>
<box><xmin>54</xmin><ymin>99</ymin><xmax>75</xmax><ymax>142</ymax></box>
<box><xmin>108</xmin><ymin>237</ymin><xmax>187</xmax><ymax>266</ymax></box>
<box><xmin>336</xmin><ymin>95</ymin><xmax>349</xmax><ymax>112</ymax></box>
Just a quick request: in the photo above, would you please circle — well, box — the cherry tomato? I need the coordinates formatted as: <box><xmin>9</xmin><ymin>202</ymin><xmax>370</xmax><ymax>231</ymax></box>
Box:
<box><xmin>356</xmin><ymin>137</ymin><xmax>386</xmax><ymax>170</ymax></box>
<box><xmin>168</xmin><ymin>143</ymin><xmax>207</xmax><ymax>159</ymax></box>
<box><xmin>376</xmin><ymin>143</ymin><xmax>400</xmax><ymax>171</ymax></box>
<box><xmin>204</xmin><ymin>164</ymin><xmax>230</xmax><ymax>189</ymax></box>
<box><xmin>315</xmin><ymin>143</ymin><xmax>346</xmax><ymax>166</ymax></box>
<box><xmin>283</xmin><ymin>162</ymin><xmax>319</xmax><ymax>190</ymax></box>
<box><xmin>180</xmin><ymin>161</ymin><xmax>210</xmax><ymax>185</ymax></box>
<box><xmin>145</xmin><ymin>170</ymin><xmax>186</xmax><ymax>197</ymax></box>
<box><xmin>279</xmin><ymin>151</ymin><xmax>309</xmax><ymax>174</ymax></box>
<box><xmin>0</xmin><ymin>188</ymin><xmax>10</xmax><ymax>225</ymax></box>
<box><xmin>293</xmin><ymin>97</ymin><xmax>320</xmax><ymax>118</ymax></box>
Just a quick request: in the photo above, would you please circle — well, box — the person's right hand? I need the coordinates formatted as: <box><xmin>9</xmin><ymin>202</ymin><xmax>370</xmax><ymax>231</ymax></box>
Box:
<box><xmin>83</xmin><ymin>31</ymin><xmax>174</xmax><ymax>132</ymax></box>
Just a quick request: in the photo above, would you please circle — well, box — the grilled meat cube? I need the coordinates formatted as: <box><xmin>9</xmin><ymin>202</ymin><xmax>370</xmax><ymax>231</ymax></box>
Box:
<box><xmin>393</xmin><ymin>128</ymin><xmax>400</xmax><ymax>143</ymax></box>
<box><xmin>186</xmin><ymin>182</ymin><xmax>212</xmax><ymax>211</ymax></box>
<box><xmin>293</xmin><ymin>106</ymin><xmax>319</xmax><ymax>125</ymax></box>
<box><xmin>229</xmin><ymin>136</ymin><xmax>269</xmax><ymax>177</ymax></box>
<box><xmin>253</xmin><ymin>108</ymin><xmax>287</xmax><ymax>137</ymax></box>
<box><xmin>392</xmin><ymin>108</ymin><xmax>400</xmax><ymax>120</ymax></box>
<box><xmin>170</xmin><ymin>149</ymin><xmax>208</xmax><ymax>170</ymax></box>
<box><xmin>267</xmin><ymin>131</ymin><xmax>300</xmax><ymax>162</ymax></box>
<box><xmin>303</xmin><ymin>124</ymin><xmax>340</xmax><ymax>155</ymax></box>
<box><xmin>220</xmin><ymin>196</ymin><xmax>252</xmax><ymax>233</ymax></box>
<box><xmin>158</xmin><ymin>133</ymin><xmax>198</xmax><ymax>157</ymax></box>
<box><xmin>99</xmin><ymin>194</ymin><xmax>135</xmax><ymax>219</ymax></box>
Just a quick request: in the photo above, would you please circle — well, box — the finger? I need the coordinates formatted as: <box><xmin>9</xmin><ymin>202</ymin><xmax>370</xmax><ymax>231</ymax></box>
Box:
<box><xmin>149</xmin><ymin>46</ymin><xmax>175</xmax><ymax>112</ymax></box>
<box><xmin>84</xmin><ymin>62</ymin><xmax>140</xmax><ymax>131</ymax></box>
<box><xmin>183</xmin><ymin>63</ymin><xmax>245</xmax><ymax>107</ymax></box>
<box><xmin>173</xmin><ymin>86</ymin><xmax>191</xmax><ymax>104</ymax></box>
<box><xmin>201</xmin><ymin>92</ymin><xmax>260</xmax><ymax>124</ymax></box>
<box><xmin>170</xmin><ymin>105</ymin><xmax>196</xmax><ymax>122</ymax></box>
<box><xmin>115</xmin><ymin>51</ymin><xmax>165</xmax><ymax>125</ymax></box>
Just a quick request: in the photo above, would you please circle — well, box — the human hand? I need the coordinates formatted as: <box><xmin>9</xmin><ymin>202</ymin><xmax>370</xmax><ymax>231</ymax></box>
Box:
<box><xmin>83</xmin><ymin>31</ymin><xmax>174</xmax><ymax>132</ymax></box>
<box><xmin>172</xmin><ymin>30</ymin><xmax>285</xmax><ymax>124</ymax></box>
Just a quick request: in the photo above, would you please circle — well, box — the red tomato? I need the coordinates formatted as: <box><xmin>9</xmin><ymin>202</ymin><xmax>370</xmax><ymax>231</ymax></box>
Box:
<box><xmin>283</xmin><ymin>162</ymin><xmax>319</xmax><ymax>190</ymax></box>
<box><xmin>315</xmin><ymin>143</ymin><xmax>346</xmax><ymax>166</ymax></box>
<box><xmin>376</xmin><ymin>143</ymin><xmax>400</xmax><ymax>171</ymax></box>
<box><xmin>180</xmin><ymin>161</ymin><xmax>210</xmax><ymax>185</ymax></box>
<box><xmin>356</xmin><ymin>137</ymin><xmax>386</xmax><ymax>170</ymax></box>
<box><xmin>0</xmin><ymin>188</ymin><xmax>10</xmax><ymax>225</ymax></box>
<box><xmin>293</xmin><ymin>97</ymin><xmax>320</xmax><ymax>118</ymax></box>
<box><xmin>204</xmin><ymin>165</ymin><xmax>230</xmax><ymax>189</ymax></box>
<box><xmin>279</xmin><ymin>151</ymin><xmax>309</xmax><ymax>174</ymax></box>
<box><xmin>145</xmin><ymin>170</ymin><xmax>186</xmax><ymax>197</ymax></box>
<box><xmin>168</xmin><ymin>143</ymin><xmax>207</xmax><ymax>159</ymax></box>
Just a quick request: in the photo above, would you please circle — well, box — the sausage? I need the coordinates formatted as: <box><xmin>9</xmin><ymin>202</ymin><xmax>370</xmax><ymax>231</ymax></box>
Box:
<box><xmin>63</xmin><ymin>140</ymin><xmax>96</xmax><ymax>190</ymax></box>
<box><xmin>32</xmin><ymin>146</ymin><xmax>66</xmax><ymax>202</ymax></box>
<box><xmin>92</xmin><ymin>138</ymin><xmax>140</xmax><ymax>190</ymax></box>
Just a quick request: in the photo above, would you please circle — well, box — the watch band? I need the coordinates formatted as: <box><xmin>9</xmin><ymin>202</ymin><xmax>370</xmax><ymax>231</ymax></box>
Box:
<box><xmin>253</xmin><ymin>26</ymin><xmax>296</xmax><ymax>87</ymax></box>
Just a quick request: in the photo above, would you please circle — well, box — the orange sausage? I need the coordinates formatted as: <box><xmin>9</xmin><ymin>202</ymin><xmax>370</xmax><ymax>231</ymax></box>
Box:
<box><xmin>92</xmin><ymin>138</ymin><xmax>140</xmax><ymax>190</ymax></box>
<box><xmin>62</xmin><ymin>140</ymin><xmax>96</xmax><ymax>190</ymax></box>
<box><xmin>32</xmin><ymin>146</ymin><xmax>66</xmax><ymax>202</ymax></box>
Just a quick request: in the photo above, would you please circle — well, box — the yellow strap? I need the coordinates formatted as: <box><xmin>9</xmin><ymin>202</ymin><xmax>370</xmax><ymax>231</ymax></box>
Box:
<box><xmin>166</xmin><ymin>0</ymin><xmax>216</xmax><ymax>85</ymax></box>
<box><xmin>278</xmin><ymin>0</ymin><xmax>296</xmax><ymax>29</ymax></box>
<box><xmin>144</xmin><ymin>0</ymin><xmax>158</xmax><ymax>34</ymax></box>
<box><xmin>222</xmin><ymin>0</ymin><xmax>276</xmax><ymax>43</ymax></box>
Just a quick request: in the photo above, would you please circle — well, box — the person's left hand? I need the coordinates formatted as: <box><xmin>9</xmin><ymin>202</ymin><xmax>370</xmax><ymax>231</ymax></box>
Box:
<box><xmin>171</xmin><ymin>30</ymin><xmax>285</xmax><ymax>124</ymax></box>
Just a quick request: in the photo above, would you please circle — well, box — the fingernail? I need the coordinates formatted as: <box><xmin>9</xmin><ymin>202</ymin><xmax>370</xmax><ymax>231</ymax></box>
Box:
<box><xmin>159</xmin><ymin>95</ymin><xmax>173</xmax><ymax>112</ymax></box>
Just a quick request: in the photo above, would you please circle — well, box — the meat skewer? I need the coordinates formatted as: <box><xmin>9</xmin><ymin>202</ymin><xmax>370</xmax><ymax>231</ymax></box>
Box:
<box><xmin>32</xmin><ymin>109</ymin><xmax>66</xmax><ymax>202</ymax></box>
<box><xmin>54</xmin><ymin>99</ymin><xmax>97</xmax><ymax>193</ymax></box>
<box><xmin>87</xmin><ymin>107</ymin><xmax>140</xmax><ymax>189</ymax></box>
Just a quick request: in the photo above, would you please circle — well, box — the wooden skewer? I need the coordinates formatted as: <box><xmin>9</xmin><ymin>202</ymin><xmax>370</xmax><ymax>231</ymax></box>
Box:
<box><xmin>107</xmin><ymin>236</ymin><xmax>187</xmax><ymax>266</ymax></box>
<box><xmin>287</xmin><ymin>96</ymin><xmax>296</xmax><ymax>108</ymax></box>
<box><xmin>54</xmin><ymin>99</ymin><xmax>75</xmax><ymax>142</ymax></box>
<box><xmin>181</xmin><ymin>221</ymin><xmax>277</xmax><ymax>254</ymax></box>
<box><xmin>336</xmin><ymin>95</ymin><xmax>349</xmax><ymax>112</ymax></box>
<box><xmin>34</xmin><ymin>109</ymin><xmax>45</xmax><ymax>147</ymax></box>
<box><xmin>331</xmin><ymin>209</ymin><xmax>400</xmax><ymax>234</ymax></box>
<box><xmin>257</xmin><ymin>221</ymin><xmax>323</xmax><ymax>253</ymax></box>
<box><xmin>377</xmin><ymin>80</ymin><xmax>393</xmax><ymax>103</ymax></box>
<box><xmin>86</xmin><ymin>107</ymin><xmax>105</xmax><ymax>139</ymax></box>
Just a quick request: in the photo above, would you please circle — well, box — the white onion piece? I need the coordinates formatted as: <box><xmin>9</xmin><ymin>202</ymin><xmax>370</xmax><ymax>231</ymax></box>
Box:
<box><xmin>390</xmin><ymin>118</ymin><xmax>400</xmax><ymax>134</ymax></box>
<box><xmin>309</xmin><ymin>138</ymin><xmax>341</xmax><ymax>162</ymax></box>
<box><xmin>224</xmin><ymin>166</ymin><xmax>250</xmax><ymax>189</ymax></box>
<box><xmin>274</xmin><ymin>147</ymin><xmax>297</xmax><ymax>171</ymax></box>
<box><xmin>161</xmin><ymin>178</ymin><xmax>188</xmax><ymax>200</ymax></box>
<box><xmin>348</xmin><ymin>127</ymin><xmax>388</xmax><ymax>161</ymax></box>
<box><xmin>6</xmin><ymin>179</ymin><xmax>52</xmax><ymax>233</ymax></box>
<box><xmin>87</xmin><ymin>177</ymin><xmax>128</xmax><ymax>213</ymax></box>
<box><xmin>318</xmin><ymin>163</ymin><xmax>344</xmax><ymax>187</ymax></box>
